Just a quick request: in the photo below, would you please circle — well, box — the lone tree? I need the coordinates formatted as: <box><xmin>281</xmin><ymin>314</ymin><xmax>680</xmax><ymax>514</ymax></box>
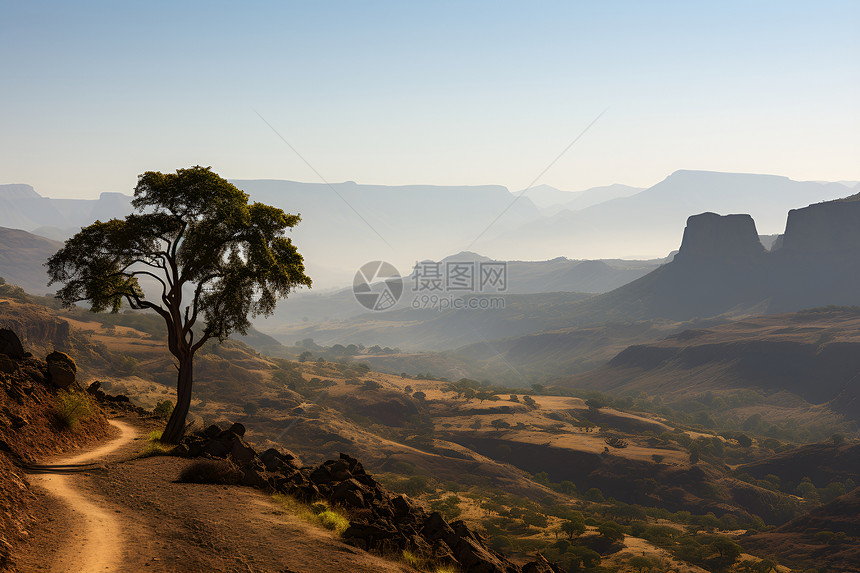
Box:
<box><xmin>47</xmin><ymin>166</ymin><xmax>311</xmax><ymax>443</ymax></box>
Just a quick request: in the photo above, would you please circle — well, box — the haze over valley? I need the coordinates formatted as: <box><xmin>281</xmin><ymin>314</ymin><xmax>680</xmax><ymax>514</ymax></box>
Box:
<box><xmin>2</xmin><ymin>2</ymin><xmax>860</xmax><ymax>572</ymax></box>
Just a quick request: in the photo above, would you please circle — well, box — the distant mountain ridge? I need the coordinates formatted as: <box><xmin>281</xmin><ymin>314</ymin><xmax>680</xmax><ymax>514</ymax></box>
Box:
<box><xmin>0</xmin><ymin>227</ymin><xmax>62</xmax><ymax>295</ymax></box>
<box><xmin>2</xmin><ymin>171</ymin><xmax>854</xmax><ymax>288</ymax></box>
<box><xmin>0</xmin><ymin>184</ymin><xmax>132</xmax><ymax>240</ymax></box>
<box><xmin>475</xmin><ymin>170</ymin><xmax>857</xmax><ymax>260</ymax></box>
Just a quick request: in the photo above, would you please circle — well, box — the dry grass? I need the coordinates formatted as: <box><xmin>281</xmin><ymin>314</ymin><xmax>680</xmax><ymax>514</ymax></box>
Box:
<box><xmin>272</xmin><ymin>494</ymin><xmax>350</xmax><ymax>535</ymax></box>
<box><xmin>139</xmin><ymin>430</ymin><xmax>173</xmax><ymax>457</ymax></box>
<box><xmin>54</xmin><ymin>389</ymin><xmax>94</xmax><ymax>429</ymax></box>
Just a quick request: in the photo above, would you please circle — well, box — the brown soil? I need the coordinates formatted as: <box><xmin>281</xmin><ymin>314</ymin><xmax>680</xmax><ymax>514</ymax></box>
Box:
<box><xmin>14</xmin><ymin>415</ymin><xmax>414</xmax><ymax>573</ymax></box>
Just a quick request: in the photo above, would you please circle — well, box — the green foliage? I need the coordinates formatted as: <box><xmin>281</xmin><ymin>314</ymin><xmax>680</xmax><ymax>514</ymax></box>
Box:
<box><xmin>598</xmin><ymin>521</ymin><xmax>625</xmax><ymax>542</ymax></box>
<box><xmin>561</xmin><ymin>516</ymin><xmax>586</xmax><ymax>539</ymax></box>
<box><xmin>555</xmin><ymin>480</ymin><xmax>577</xmax><ymax>495</ymax></box>
<box><xmin>317</xmin><ymin>509</ymin><xmax>350</xmax><ymax>533</ymax></box>
<box><xmin>0</xmin><ymin>279</ymin><xmax>32</xmax><ymax>302</ymax></box>
<box><xmin>628</xmin><ymin>555</ymin><xmax>655</xmax><ymax>573</ymax></box>
<box><xmin>46</xmin><ymin>166</ymin><xmax>312</xmax><ymax>442</ymax></box>
<box><xmin>362</xmin><ymin>379</ymin><xmax>382</xmax><ymax>391</ymax></box>
<box><xmin>54</xmin><ymin>389</ymin><xmax>94</xmax><ymax>429</ymax></box>
<box><xmin>140</xmin><ymin>430</ymin><xmax>172</xmax><ymax>457</ymax></box>
<box><xmin>153</xmin><ymin>400</ymin><xmax>173</xmax><ymax>419</ymax></box>
<box><xmin>390</xmin><ymin>475</ymin><xmax>430</xmax><ymax>496</ymax></box>
<box><xmin>563</xmin><ymin>545</ymin><xmax>601</xmax><ymax>572</ymax></box>
<box><xmin>430</xmin><ymin>495</ymin><xmax>462</xmax><ymax>520</ymax></box>
<box><xmin>273</xmin><ymin>494</ymin><xmax>349</xmax><ymax>534</ymax></box>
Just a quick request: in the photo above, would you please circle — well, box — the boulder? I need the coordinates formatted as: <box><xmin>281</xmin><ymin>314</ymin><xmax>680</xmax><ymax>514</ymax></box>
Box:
<box><xmin>0</xmin><ymin>354</ymin><xmax>14</xmax><ymax>374</ymax></box>
<box><xmin>203</xmin><ymin>438</ymin><xmax>230</xmax><ymax>458</ymax></box>
<box><xmin>203</xmin><ymin>424</ymin><xmax>223</xmax><ymax>438</ymax></box>
<box><xmin>46</xmin><ymin>351</ymin><xmax>77</xmax><ymax>389</ymax></box>
<box><xmin>0</xmin><ymin>330</ymin><xmax>24</xmax><ymax>360</ymax></box>
<box><xmin>228</xmin><ymin>435</ymin><xmax>258</xmax><ymax>466</ymax></box>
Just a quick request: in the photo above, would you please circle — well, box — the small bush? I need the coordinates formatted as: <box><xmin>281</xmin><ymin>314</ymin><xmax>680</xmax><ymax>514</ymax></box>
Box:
<box><xmin>55</xmin><ymin>389</ymin><xmax>94</xmax><ymax>429</ymax></box>
<box><xmin>317</xmin><ymin>509</ymin><xmax>349</xmax><ymax>533</ymax></box>
<box><xmin>140</xmin><ymin>430</ymin><xmax>172</xmax><ymax>457</ymax></box>
<box><xmin>178</xmin><ymin>459</ymin><xmax>241</xmax><ymax>484</ymax></box>
<box><xmin>153</xmin><ymin>400</ymin><xmax>174</xmax><ymax>419</ymax></box>
<box><xmin>273</xmin><ymin>494</ymin><xmax>350</xmax><ymax>534</ymax></box>
<box><xmin>402</xmin><ymin>550</ymin><xmax>424</xmax><ymax>569</ymax></box>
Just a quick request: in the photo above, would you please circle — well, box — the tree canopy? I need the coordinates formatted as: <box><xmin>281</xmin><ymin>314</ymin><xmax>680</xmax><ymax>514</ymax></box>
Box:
<box><xmin>47</xmin><ymin>166</ymin><xmax>311</xmax><ymax>442</ymax></box>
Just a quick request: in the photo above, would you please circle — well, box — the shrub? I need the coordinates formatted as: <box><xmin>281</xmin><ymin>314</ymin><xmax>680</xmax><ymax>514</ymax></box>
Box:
<box><xmin>178</xmin><ymin>459</ymin><xmax>242</xmax><ymax>484</ymax></box>
<box><xmin>403</xmin><ymin>475</ymin><xmax>429</xmax><ymax>496</ymax></box>
<box><xmin>363</xmin><ymin>379</ymin><xmax>382</xmax><ymax>391</ymax></box>
<box><xmin>317</xmin><ymin>509</ymin><xmax>349</xmax><ymax>533</ymax></box>
<box><xmin>55</xmin><ymin>389</ymin><xmax>94</xmax><ymax>429</ymax></box>
<box><xmin>402</xmin><ymin>550</ymin><xmax>423</xmax><ymax>569</ymax></box>
<box><xmin>140</xmin><ymin>430</ymin><xmax>172</xmax><ymax>457</ymax></box>
<box><xmin>273</xmin><ymin>494</ymin><xmax>349</xmax><ymax>534</ymax></box>
<box><xmin>153</xmin><ymin>400</ymin><xmax>174</xmax><ymax>419</ymax></box>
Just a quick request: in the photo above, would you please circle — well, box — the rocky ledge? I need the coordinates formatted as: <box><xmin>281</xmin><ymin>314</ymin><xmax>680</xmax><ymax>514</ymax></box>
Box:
<box><xmin>173</xmin><ymin>423</ymin><xmax>564</xmax><ymax>573</ymax></box>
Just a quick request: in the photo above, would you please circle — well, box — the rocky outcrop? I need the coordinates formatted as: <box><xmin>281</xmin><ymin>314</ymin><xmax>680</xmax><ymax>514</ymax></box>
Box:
<box><xmin>780</xmin><ymin>194</ymin><xmax>860</xmax><ymax>255</ymax></box>
<box><xmin>0</xmin><ymin>330</ymin><xmax>25</xmax><ymax>360</ymax></box>
<box><xmin>674</xmin><ymin>212</ymin><xmax>765</xmax><ymax>261</ymax></box>
<box><xmin>173</xmin><ymin>424</ymin><xmax>563</xmax><ymax>573</ymax></box>
<box><xmin>0</xmin><ymin>307</ymin><xmax>70</xmax><ymax>352</ymax></box>
<box><xmin>46</xmin><ymin>351</ymin><xmax>76</xmax><ymax>389</ymax></box>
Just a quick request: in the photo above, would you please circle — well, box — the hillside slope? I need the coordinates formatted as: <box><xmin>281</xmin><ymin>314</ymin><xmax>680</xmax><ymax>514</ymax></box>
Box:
<box><xmin>0</xmin><ymin>228</ymin><xmax>61</xmax><ymax>295</ymax></box>
<box><xmin>562</xmin><ymin>308</ymin><xmax>860</xmax><ymax>421</ymax></box>
<box><xmin>743</xmin><ymin>487</ymin><xmax>860</xmax><ymax>571</ymax></box>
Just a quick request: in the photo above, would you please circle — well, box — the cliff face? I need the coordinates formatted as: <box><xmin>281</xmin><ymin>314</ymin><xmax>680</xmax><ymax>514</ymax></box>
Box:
<box><xmin>781</xmin><ymin>194</ymin><xmax>860</xmax><ymax>255</ymax></box>
<box><xmin>675</xmin><ymin>212</ymin><xmax>765</xmax><ymax>260</ymax></box>
<box><xmin>0</xmin><ymin>301</ymin><xmax>70</xmax><ymax>351</ymax></box>
<box><xmin>647</xmin><ymin>194</ymin><xmax>860</xmax><ymax>318</ymax></box>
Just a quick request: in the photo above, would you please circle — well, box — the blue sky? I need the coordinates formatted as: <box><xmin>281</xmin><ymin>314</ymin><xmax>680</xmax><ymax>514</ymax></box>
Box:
<box><xmin>2</xmin><ymin>1</ymin><xmax>858</xmax><ymax>198</ymax></box>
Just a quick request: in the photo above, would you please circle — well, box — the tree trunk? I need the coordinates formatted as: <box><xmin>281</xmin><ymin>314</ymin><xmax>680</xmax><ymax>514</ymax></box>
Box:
<box><xmin>161</xmin><ymin>353</ymin><xmax>194</xmax><ymax>444</ymax></box>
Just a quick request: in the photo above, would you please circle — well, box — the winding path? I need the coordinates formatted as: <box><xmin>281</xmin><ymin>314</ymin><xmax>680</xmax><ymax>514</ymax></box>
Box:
<box><xmin>27</xmin><ymin>420</ymin><xmax>138</xmax><ymax>573</ymax></box>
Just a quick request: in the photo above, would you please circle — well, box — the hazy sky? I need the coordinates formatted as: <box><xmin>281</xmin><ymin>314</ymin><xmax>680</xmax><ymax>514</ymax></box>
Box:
<box><xmin>2</xmin><ymin>1</ymin><xmax>858</xmax><ymax>199</ymax></box>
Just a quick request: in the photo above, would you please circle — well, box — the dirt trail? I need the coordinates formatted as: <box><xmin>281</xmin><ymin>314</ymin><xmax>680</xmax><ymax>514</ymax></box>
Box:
<box><xmin>27</xmin><ymin>419</ymin><xmax>138</xmax><ymax>573</ymax></box>
<box><xmin>18</xmin><ymin>418</ymin><xmax>414</xmax><ymax>573</ymax></box>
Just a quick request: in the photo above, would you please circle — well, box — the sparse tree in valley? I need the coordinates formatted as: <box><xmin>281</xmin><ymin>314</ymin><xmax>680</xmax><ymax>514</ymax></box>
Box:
<box><xmin>47</xmin><ymin>166</ymin><xmax>311</xmax><ymax>443</ymax></box>
<box><xmin>560</xmin><ymin>515</ymin><xmax>586</xmax><ymax>540</ymax></box>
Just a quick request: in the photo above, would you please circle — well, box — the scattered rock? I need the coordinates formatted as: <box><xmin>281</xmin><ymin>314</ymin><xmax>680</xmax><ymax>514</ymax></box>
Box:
<box><xmin>0</xmin><ymin>329</ymin><xmax>24</xmax><ymax>360</ymax></box>
<box><xmin>45</xmin><ymin>351</ymin><xmax>77</xmax><ymax>389</ymax></box>
<box><xmin>0</xmin><ymin>353</ymin><xmax>15</xmax><ymax>374</ymax></box>
<box><xmin>172</xmin><ymin>423</ymin><xmax>560</xmax><ymax>573</ymax></box>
